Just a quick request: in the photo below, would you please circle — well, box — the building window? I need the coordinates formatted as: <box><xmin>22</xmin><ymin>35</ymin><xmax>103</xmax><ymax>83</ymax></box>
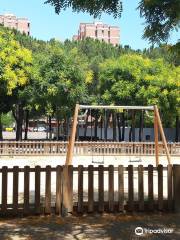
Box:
<box><xmin>102</xmin><ymin>30</ymin><xmax>104</xmax><ymax>35</ymax></box>
<box><xmin>108</xmin><ymin>31</ymin><xmax>110</xmax><ymax>37</ymax></box>
<box><xmin>95</xmin><ymin>30</ymin><xmax>97</xmax><ymax>37</ymax></box>
<box><xmin>28</xmin><ymin>31</ymin><xmax>30</xmax><ymax>36</ymax></box>
<box><xmin>28</xmin><ymin>22</ymin><xmax>30</xmax><ymax>28</ymax></box>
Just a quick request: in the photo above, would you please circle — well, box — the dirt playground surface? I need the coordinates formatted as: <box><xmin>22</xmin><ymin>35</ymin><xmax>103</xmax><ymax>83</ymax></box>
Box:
<box><xmin>0</xmin><ymin>213</ymin><xmax>179</xmax><ymax>240</ymax></box>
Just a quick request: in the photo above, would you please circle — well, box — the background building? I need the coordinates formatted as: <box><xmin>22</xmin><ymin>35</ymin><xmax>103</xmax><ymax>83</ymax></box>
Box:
<box><xmin>73</xmin><ymin>22</ymin><xmax>120</xmax><ymax>46</ymax></box>
<box><xmin>0</xmin><ymin>13</ymin><xmax>30</xmax><ymax>35</ymax></box>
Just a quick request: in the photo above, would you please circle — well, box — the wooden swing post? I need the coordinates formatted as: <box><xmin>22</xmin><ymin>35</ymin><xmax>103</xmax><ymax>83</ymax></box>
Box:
<box><xmin>154</xmin><ymin>106</ymin><xmax>159</xmax><ymax>166</ymax></box>
<box><xmin>154</xmin><ymin>105</ymin><xmax>171</xmax><ymax>164</ymax></box>
<box><xmin>66</xmin><ymin>104</ymin><xmax>79</xmax><ymax>165</ymax></box>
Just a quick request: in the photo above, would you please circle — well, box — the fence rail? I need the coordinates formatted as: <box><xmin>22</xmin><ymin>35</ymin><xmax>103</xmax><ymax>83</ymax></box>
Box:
<box><xmin>0</xmin><ymin>164</ymin><xmax>180</xmax><ymax>217</ymax></box>
<box><xmin>0</xmin><ymin>141</ymin><xmax>179</xmax><ymax>156</ymax></box>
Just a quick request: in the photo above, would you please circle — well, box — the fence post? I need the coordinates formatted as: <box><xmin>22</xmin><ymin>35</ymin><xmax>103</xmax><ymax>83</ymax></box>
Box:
<box><xmin>167</xmin><ymin>164</ymin><xmax>173</xmax><ymax>211</ymax></box>
<box><xmin>98</xmin><ymin>165</ymin><xmax>104</xmax><ymax>212</ymax></box>
<box><xmin>24</xmin><ymin>166</ymin><xmax>30</xmax><ymax>215</ymax></box>
<box><xmin>173</xmin><ymin>165</ymin><xmax>180</xmax><ymax>212</ymax></box>
<box><xmin>35</xmin><ymin>166</ymin><xmax>41</xmax><ymax>214</ymax></box>
<box><xmin>1</xmin><ymin>166</ymin><xmax>8</xmax><ymax>215</ymax></box>
<box><xmin>62</xmin><ymin>165</ymin><xmax>73</xmax><ymax>216</ymax></box>
<box><xmin>138</xmin><ymin>165</ymin><xmax>144</xmax><ymax>211</ymax></box>
<box><xmin>77</xmin><ymin>165</ymin><xmax>83</xmax><ymax>213</ymax></box>
<box><xmin>148</xmin><ymin>165</ymin><xmax>154</xmax><ymax>211</ymax></box>
<box><xmin>108</xmin><ymin>165</ymin><xmax>114</xmax><ymax>212</ymax></box>
<box><xmin>13</xmin><ymin>166</ymin><xmax>19</xmax><ymax>215</ymax></box>
<box><xmin>45</xmin><ymin>165</ymin><xmax>51</xmax><ymax>214</ymax></box>
<box><xmin>118</xmin><ymin>165</ymin><xmax>124</xmax><ymax>212</ymax></box>
<box><xmin>56</xmin><ymin>166</ymin><xmax>62</xmax><ymax>215</ymax></box>
<box><xmin>128</xmin><ymin>165</ymin><xmax>134</xmax><ymax>211</ymax></box>
<box><xmin>88</xmin><ymin>165</ymin><xmax>94</xmax><ymax>213</ymax></box>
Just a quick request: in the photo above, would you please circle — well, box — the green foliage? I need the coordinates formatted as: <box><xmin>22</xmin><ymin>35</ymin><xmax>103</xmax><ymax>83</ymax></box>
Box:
<box><xmin>1</xmin><ymin>112</ymin><xmax>14</xmax><ymax>127</ymax></box>
<box><xmin>0</xmin><ymin>25</ymin><xmax>179</xmax><ymax>131</ymax></box>
<box><xmin>138</xmin><ymin>0</ymin><xmax>180</xmax><ymax>43</ymax></box>
<box><xmin>45</xmin><ymin>0</ymin><xmax>123</xmax><ymax>18</ymax></box>
<box><xmin>32</xmin><ymin>40</ymin><xmax>90</xmax><ymax>118</ymax></box>
<box><xmin>143</xmin><ymin>43</ymin><xmax>180</xmax><ymax>66</ymax></box>
<box><xmin>0</xmin><ymin>27</ymin><xmax>32</xmax><ymax>114</ymax></box>
<box><xmin>99</xmin><ymin>54</ymin><xmax>180</xmax><ymax>126</ymax></box>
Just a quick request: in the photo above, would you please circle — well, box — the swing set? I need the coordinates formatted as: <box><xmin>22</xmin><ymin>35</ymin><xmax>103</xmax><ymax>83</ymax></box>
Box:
<box><xmin>66</xmin><ymin>104</ymin><xmax>171</xmax><ymax>166</ymax></box>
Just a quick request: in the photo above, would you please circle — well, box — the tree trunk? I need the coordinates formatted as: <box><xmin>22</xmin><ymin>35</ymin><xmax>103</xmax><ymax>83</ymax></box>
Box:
<box><xmin>66</xmin><ymin>117</ymin><xmax>69</xmax><ymax>141</ymax></box>
<box><xmin>139</xmin><ymin>111</ymin><xmax>144</xmax><ymax>142</ymax></box>
<box><xmin>15</xmin><ymin>104</ymin><xmax>24</xmax><ymax>141</ymax></box>
<box><xmin>112</xmin><ymin>112</ymin><xmax>117</xmax><ymax>141</ymax></box>
<box><xmin>57</xmin><ymin>119</ymin><xmax>60</xmax><ymax>140</ymax></box>
<box><xmin>121</xmin><ymin>112</ymin><xmax>125</xmax><ymax>141</ymax></box>
<box><xmin>94</xmin><ymin>111</ymin><xmax>98</xmax><ymax>139</ymax></box>
<box><xmin>100</xmin><ymin>116</ymin><xmax>103</xmax><ymax>140</ymax></box>
<box><xmin>49</xmin><ymin>116</ymin><xmax>52</xmax><ymax>140</ymax></box>
<box><xmin>24</xmin><ymin>110</ymin><xmax>29</xmax><ymax>140</ymax></box>
<box><xmin>104</xmin><ymin>111</ymin><xmax>111</xmax><ymax>141</ymax></box>
<box><xmin>117</xmin><ymin>113</ymin><xmax>121</xmax><ymax>142</ymax></box>
<box><xmin>0</xmin><ymin>114</ymin><xmax>3</xmax><ymax>140</ymax></box>
<box><xmin>46</xmin><ymin>116</ymin><xmax>48</xmax><ymax>139</ymax></box>
<box><xmin>175</xmin><ymin>115</ymin><xmax>179</xmax><ymax>142</ymax></box>
<box><xmin>129</xmin><ymin>126</ymin><xmax>132</xmax><ymax>142</ymax></box>
<box><xmin>84</xmin><ymin>110</ymin><xmax>89</xmax><ymax>138</ymax></box>
<box><xmin>132</xmin><ymin>110</ymin><xmax>136</xmax><ymax>142</ymax></box>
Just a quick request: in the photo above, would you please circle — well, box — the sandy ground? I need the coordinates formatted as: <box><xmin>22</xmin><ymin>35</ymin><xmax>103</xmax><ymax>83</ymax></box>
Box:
<box><xmin>0</xmin><ymin>155</ymin><xmax>179</xmax><ymax>168</ymax></box>
<box><xmin>0</xmin><ymin>213</ymin><xmax>180</xmax><ymax>240</ymax></box>
<box><xmin>2</xmin><ymin>132</ymin><xmax>48</xmax><ymax>140</ymax></box>
<box><xmin>0</xmin><ymin>156</ymin><xmax>179</xmax><ymax>204</ymax></box>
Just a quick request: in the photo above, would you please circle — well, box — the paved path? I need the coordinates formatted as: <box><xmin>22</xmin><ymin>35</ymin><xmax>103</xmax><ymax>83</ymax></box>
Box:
<box><xmin>0</xmin><ymin>213</ymin><xmax>179</xmax><ymax>240</ymax></box>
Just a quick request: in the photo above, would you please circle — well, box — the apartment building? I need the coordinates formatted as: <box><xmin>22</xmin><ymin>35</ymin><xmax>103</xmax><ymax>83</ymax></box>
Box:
<box><xmin>73</xmin><ymin>22</ymin><xmax>120</xmax><ymax>46</ymax></box>
<box><xmin>0</xmin><ymin>13</ymin><xmax>30</xmax><ymax>35</ymax></box>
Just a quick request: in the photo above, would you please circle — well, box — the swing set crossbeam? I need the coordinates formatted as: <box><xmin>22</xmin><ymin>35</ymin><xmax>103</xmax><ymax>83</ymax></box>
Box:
<box><xmin>79</xmin><ymin>105</ymin><xmax>154</xmax><ymax>110</ymax></box>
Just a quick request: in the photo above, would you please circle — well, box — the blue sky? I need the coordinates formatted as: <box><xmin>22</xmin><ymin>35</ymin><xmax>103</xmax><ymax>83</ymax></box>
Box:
<box><xmin>1</xmin><ymin>0</ymin><xmax>179</xmax><ymax>49</ymax></box>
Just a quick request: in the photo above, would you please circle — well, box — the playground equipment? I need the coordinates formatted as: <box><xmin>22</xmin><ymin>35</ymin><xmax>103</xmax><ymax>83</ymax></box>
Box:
<box><xmin>66</xmin><ymin>104</ymin><xmax>171</xmax><ymax>166</ymax></box>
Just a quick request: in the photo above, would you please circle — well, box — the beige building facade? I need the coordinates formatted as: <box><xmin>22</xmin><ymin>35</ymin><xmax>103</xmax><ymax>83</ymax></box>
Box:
<box><xmin>73</xmin><ymin>22</ymin><xmax>120</xmax><ymax>46</ymax></box>
<box><xmin>0</xmin><ymin>13</ymin><xmax>30</xmax><ymax>35</ymax></box>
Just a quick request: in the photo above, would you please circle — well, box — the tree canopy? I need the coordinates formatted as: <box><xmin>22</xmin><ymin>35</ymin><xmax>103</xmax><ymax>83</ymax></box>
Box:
<box><xmin>138</xmin><ymin>0</ymin><xmax>180</xmax><ymax>43</ymax></box>
<box><xmin>0</xmin><ymin>25</ymin><xmax>179</xmax><ymax>140</ymax></box>
<box><xmin>45</xmin><ymin>0</ymin><xmax>123</xmax><ymax>18</ymax></box>
<box><xmin>0</xmin><ymin>28</ymin><xmax>32</xmax><ymax>114</ymax></box>
<box><xmin>99</xmin><ymin>54</ymin><xmax>180</xmax><ymax>126</ymax></box>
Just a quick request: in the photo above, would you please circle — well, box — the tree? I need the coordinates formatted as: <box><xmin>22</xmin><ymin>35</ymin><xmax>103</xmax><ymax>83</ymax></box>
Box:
<box><xmin>45</xmin><ymin>0</ymin><xmax>123</xmax><ymax>18</ymax></box>
<box><xmin>143</xmin><ymin>44</ymin><xmax>180</xmax><ymax>66</ymax></box>
<box><xmin>33</xmin><ymin>41</ymin><xmax>90</xmax><ymax>139</ymax></box>
<box><xmin>0</xmin><ymin>27</ymin><xmax>32</xmax><ymax>140</ymax></box>
<box><xmin>98</xmin><ymin>54</ymin><xmax>180</xmax><ymax>140</ymax></box>
<box><xmin>138</xmin><ymin>0</ymin><xmax>180</xmax><ymax>43</ymax></box>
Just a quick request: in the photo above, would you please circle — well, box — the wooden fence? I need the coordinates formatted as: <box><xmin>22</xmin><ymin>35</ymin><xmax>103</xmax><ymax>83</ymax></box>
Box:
<box><xmin>0</xmin><ymin>164</ymin><xmax>180</xmax><ymax>217</ymax></box>
<box><xmin>0</xmin><ymin>141</ymin><xmax>179</xmax><ymax>156</ymax></box>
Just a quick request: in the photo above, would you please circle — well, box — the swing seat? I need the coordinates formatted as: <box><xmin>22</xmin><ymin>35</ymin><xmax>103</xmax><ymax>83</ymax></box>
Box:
<box><xmin>129</xmin><ymin>157</ymin><xmax>142</xmax><ymax>163</ymax></box>
<box><xmin>92</xmin><ymin>160</ymin><xmax>104</xmax><ymax>164</ymax></box>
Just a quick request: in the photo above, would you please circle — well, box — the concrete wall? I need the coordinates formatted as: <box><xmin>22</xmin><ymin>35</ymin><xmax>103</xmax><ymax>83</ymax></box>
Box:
<box><xmin>77</xmin><ymin>127</ymin><xmax>176</xmax><ymax>142</ymax></box>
